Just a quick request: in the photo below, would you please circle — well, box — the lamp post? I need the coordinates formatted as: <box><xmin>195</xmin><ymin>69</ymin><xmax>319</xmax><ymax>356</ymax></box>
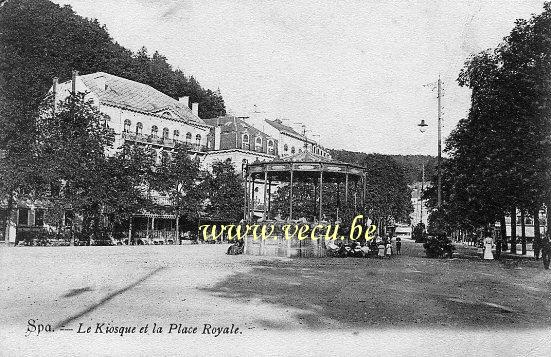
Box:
<box><xmin>417</xmin><ymin>119</ymin><xmax>428</xmax><ymax>228</ymax></box>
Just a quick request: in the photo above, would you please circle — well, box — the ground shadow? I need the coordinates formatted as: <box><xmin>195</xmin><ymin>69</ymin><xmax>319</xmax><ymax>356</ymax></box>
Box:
<box><xmin>202</xmin><ymin>243</ymin><xmax>551</xmax><ymax>330</ymax></box>
<box><xmin>54</xmin><ymin>267</ymin><xmax>166</xmax><ymax>329</ymax></box>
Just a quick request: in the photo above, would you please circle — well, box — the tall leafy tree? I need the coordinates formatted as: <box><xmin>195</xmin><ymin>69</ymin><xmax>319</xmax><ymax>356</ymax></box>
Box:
<box><xmin>202</xmin><ymin>160</ymin><xmax>245</xmax><ymax>223</ymax></box>
<box><xmin>36</xmin><ymin>92</ymin><xmax>114</xmax><ymax>243</ymax></box>
<box><xmin>426</xmin><ymin>3</ymin><xmax>551</xmax><ymax>254</ymax></box>
<box><xmin>153</xmin><ymin>145</ymin><xmax>202</xmax><ymax>244</ymax></box>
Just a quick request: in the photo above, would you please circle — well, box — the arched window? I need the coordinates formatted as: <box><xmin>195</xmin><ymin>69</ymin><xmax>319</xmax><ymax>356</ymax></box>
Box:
<box><xmin>267</xmin><ymin>140</ymin><xmax>274</xmax><ymax>154</ymax></box>
<box><xmin>136</xmin><ymin>122</ymin><xmax>143</xmax><ymax>135</ymax></box>
<box><xmin>255</xmin><ymin>137</ymin><xmax>262</xmax><ymax>151</ymax></box>
<box><xmin>291</xmin><ymin>146</ymin><xmax>295</xmax><ymax>154</ymax></box>
<box><xmin>284</xmin><ymin>144</ymin><xmax>288</xmax><ymax>152</ymax></box>
<box><xmin>151</xmin><ymin>125</ymin><xmax>158</xmax><ymax>137</ymax></box>
<box><xmin>242</xmin><ymin>134</ymin><xmax>249</xmax><ymax>150</ymax></box>
<box><xmin>123</xmin><ymin>119</ymin><xmax>131</xmax><ymax>132</ymax></box>
<box><xmin>185</xmin><ymin>132</ymin><xmax>192</xmax><ymax>143</ymax></box>
<box><xmin>195</xmin><ymin>134</ymin><xmax>201</xmax><ymax>148</ymax></box>
<box><xmin>173</xmin><ymin>130</ymin><xmax>179</xmax><ymax>141</ymax></box>
<box><xmin>162</xmin><ymin>127</ymin><xmax>169</xmax><ymax>139</ymax></box>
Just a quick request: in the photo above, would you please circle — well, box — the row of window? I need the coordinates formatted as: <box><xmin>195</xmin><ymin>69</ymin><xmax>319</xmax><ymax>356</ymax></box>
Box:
<box><xmin>17</xmin><ymin>208</ymin><xmax>75</xmax><ymax>227</ymax></box>
<box><xmin>242</xmin><ymin>134</ymin><xmax>274</xmax><ymax>147</ymax></box>
<box><xmin>17</xmin><ymin>208</ymin><xmax>44</xmax><ymax>226</ymax></box>
<box><xmin>241</xmin><ymin>134</ymin><xmax>275</xmax><ymax>153</ymax></box>
<box><xmin>281</xmin><ymin>143</ymin><xmax>327</xmax><ymax>156</ymax></box>
<box><xmin>123</xmin><ymin>119</ymin><xmax>201</xmax><ymax>142</ymax></box>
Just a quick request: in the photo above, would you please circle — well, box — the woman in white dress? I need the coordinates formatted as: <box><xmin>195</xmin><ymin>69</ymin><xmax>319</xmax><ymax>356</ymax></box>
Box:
<box><xmin>483</xmin><ymin>236</ymin><xmax>494</xmax><ymax>260</ymax></box>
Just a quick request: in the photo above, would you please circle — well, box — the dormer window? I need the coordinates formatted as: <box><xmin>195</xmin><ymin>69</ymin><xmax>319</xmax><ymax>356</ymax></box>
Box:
<box><xmin>195</xmin><ymin>134</ymin><xmax>201</xmax><ymax>147</ymax></box>
<box><xmin>255</xmin><ymin>137</ymin><xmax>262</xmax><ymax>151</ymax></box>
<box><xmin>242</xmin><ymin>134</ymin><xmax>250</xmax><ymax>150</ymax></box>
<box><xmin>123</xmin><ymin>119</ymin><xmax>131</xmax><ymax>132</ymax></box>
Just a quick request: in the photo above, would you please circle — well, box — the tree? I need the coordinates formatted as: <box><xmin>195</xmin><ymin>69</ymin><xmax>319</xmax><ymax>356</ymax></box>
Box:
<box><xmin>327</xmin><ymin>150</ymin><xmax>413</xmax><ymax>233</ymax></box>
<box><xmin>153</xmin><ymin>145</ymin><xmax>202</xmax><ymax>244</ymax></box>
<box><xmin>36</xmin><ymin>92</ymin><xmax>115</xmax><ymax>244</ymax></box>
<box><xmin>202</xmin><ymin>160</ymin><xmax>245</xmax><ymax>223</ymax></box>
<box><xmin>100</xmin><ymin>143</ymin><xmax>157</xmax><ymax>241</ymax></box>
<box><xmin>0</xmin><ymin>0</ymin><xmax>226</xmax><ymax>119</ymax></box>
<box><xmin>431</xmin><ymin>3</ymin><xmax>551</xmax><ymax>254</ymax></box>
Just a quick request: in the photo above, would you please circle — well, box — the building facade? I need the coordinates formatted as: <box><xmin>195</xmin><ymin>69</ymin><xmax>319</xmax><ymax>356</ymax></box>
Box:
<box><xmin>53</xmin><ymin>72</ymin><xmax>212</xmax><ymax>162</ymax></box>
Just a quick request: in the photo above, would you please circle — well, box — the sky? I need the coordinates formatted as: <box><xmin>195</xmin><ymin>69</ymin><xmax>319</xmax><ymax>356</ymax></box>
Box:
<box><xmin>53</xmin><ymin>0</ymin><xmax>547</xmax><ymax>155</ymax></box>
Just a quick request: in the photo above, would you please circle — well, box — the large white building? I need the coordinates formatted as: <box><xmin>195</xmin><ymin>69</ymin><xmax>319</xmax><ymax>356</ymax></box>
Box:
<box><xmin>52</xmin><ymin>72</ymin><xmax>212</xmax><ymax>161</ymax></box>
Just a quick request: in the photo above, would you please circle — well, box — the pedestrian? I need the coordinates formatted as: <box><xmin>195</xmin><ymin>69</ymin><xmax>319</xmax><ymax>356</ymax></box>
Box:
<box><xmin>395</xmin><ymin>237</ymin><xmax>402</xmax><ymax>255</ymax></box>
<box><xmin>541</xmin><ymin>236</ymin><xmax>551</xmax><ymax>270</ymax></box>
<box><xmin>378</xmin><ymin>239</ymin><xmax>386</xmax><ymax>258</ymax></box>
<box><xmin>483</xmin><ymin>234</ymin><xmax>494</xmax><ymax>260</ymax></box>
<box><xmin>385</xmin><ymin>238</ymin><xmax>392</xmax><ymax>258</ymax></box>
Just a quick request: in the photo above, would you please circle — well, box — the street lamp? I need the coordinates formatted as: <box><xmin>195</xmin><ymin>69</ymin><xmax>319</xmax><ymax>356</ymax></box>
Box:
<box><xmin>418</xmin><ymin>119</ymin><xmax>428</xmax><ymax>133</ymax></box>
<box><xmin>417</xmin><ymin>119</ymin><xmax>428</xmax><ymax>230</ymax></box>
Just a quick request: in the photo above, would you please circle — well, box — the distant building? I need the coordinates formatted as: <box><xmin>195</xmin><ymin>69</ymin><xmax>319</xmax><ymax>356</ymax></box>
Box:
<box><xmin>202</xmin><ymin>116</ymin><xmax>278</xmax><ymax>172</ymax></box>
<box><xmin>410</xmin><ymin>181</ymin><xmax>429</xmax><ymax>228</ymax></box>
<box><xmin>263</xmin><ymin>119</ymin><xmax>331</xmax><ymax>158</ymax></box>
<box><xmin>239</xmin><ymin>114</ymin><xmax>331</xmax><ymax>158</ymax></box>
<box><xmin>497</xmin><ymin>209</ymin><xmax>548</xmax><ymax>238</ymax></box>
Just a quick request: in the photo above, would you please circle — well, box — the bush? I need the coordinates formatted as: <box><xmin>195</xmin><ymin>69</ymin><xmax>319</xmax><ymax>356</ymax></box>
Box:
<box><xmin>413</xmin><ymin>223</ymin><xmax>427</xmax><ymax>243</ymax></box>
<box><xmin>423</xmin><ymin>233</ymin><xmax>455</xmax><ymax>258</ymax></box>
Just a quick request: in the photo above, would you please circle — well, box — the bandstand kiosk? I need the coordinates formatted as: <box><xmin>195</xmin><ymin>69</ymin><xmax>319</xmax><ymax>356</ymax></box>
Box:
<box><xmin>243</xmin><ymin>151</ymin><xmax>367</xmax><ymax>257</ymax></box>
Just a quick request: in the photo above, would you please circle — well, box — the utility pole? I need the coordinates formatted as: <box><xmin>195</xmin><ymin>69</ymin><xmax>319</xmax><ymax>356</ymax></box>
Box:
<box><xmin>437</xmin><ymin>76</ymin><xmax>442</xmax><ymax>208</ymax></box>
<box><xmin>420</xmin><ymin>163</ymin><xmax>425</xmax><ymax>226</ymax></box>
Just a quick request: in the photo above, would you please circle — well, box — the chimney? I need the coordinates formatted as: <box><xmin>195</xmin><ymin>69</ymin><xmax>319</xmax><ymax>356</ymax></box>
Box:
<box><xmin>192</xmin><ymin>102</ymin><xmax>199</xmax><ymax>117</ymax></box>
<box><xmin>96</xmin><ymin>75</ymin><xmax>107</xmax><ymax>91</ymax></box>
<box><xmin>179</xmin><ymin>96</ymin><xmax>189</xmax><ymax>107</ymax></box>
<box><xmin>71</xmin><ymin>70</ymin><xmax>79</xmax><ymax>94</ymax></box>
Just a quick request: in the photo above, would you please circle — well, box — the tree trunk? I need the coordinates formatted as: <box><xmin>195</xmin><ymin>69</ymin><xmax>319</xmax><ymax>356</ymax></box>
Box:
<box><xmin>533</xmin><ymin>206</ymin><xmax>541</xmax><ymax>260</ymax></box>
<box><xmin>494</xmin><ymin>222</ymin><xmax>501</xmax><ymax>259</ymax></box>
<box><xmin>175</xmin><ymin>213</ymin><xmax>180</xmax><ymax>245</ymax></box>
<box><xmin>128</xmin><ymin>216</ymin><xmax>133</xmax><ymax>246</ymax></box>
<box><xmin>521</xmin><ymin>210</ymin><xmax>526</xmax><ymax>255</ymax></box>
<box><xmin>500</xmin><ymin>214</ymin><xmax>507</xmax><ymax>251</ymax></box>
<box><xmin>510</xmin><ymin>206</ymin><xmax>517</xmax><ymax>254</ymax></box>
<box><xmin>548</xmin><ymin>197</ymin><xmax>551</xmax><ymax>239</ymax></box>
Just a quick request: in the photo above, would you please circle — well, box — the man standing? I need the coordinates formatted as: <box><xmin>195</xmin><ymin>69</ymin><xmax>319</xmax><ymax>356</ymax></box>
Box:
<box><xmin>395</xmin><ymin>237</ymin><xmax>402</xmax><ymax>255</ymax></box>
<box><xmin>541</xmin><ymin>235</ymin><xmax>550</xmax><ymax>270</ymax></box>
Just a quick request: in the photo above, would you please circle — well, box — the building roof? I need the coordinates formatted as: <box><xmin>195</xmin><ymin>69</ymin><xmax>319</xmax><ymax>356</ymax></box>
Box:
<box><xmin>273</xmin><ymin>150</ymin><xmax>347</xmax><ymax>165</ymax></box>
<box><xmin>264</xmin><ymin>119</ymin><xmax>304</xmax><ymax>138</ymax></box>
<box><xmin>204</xmin><ymin>116</ymin><xmax>276</xmax><ymax>140</ymax></box>
<box><xmin>78</xmin><ymin>72</ymin><xmax>205</xmax><ymax>124</ymax></box>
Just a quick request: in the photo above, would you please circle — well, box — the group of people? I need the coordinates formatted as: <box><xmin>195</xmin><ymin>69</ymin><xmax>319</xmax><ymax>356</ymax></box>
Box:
<box><xmin>376</xmin><ymin>236</ymin><xmax>401</xmax><ymax>258</ymax></box>
<box><xmin>479</xmin><ymin>231</ymin><xmax>551</xmax><ymax>270</ymax></box>
<box><xmin>325</xmin><ymin>235</ymin><xmax>402</xmax><ymax>258</ymax></box>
